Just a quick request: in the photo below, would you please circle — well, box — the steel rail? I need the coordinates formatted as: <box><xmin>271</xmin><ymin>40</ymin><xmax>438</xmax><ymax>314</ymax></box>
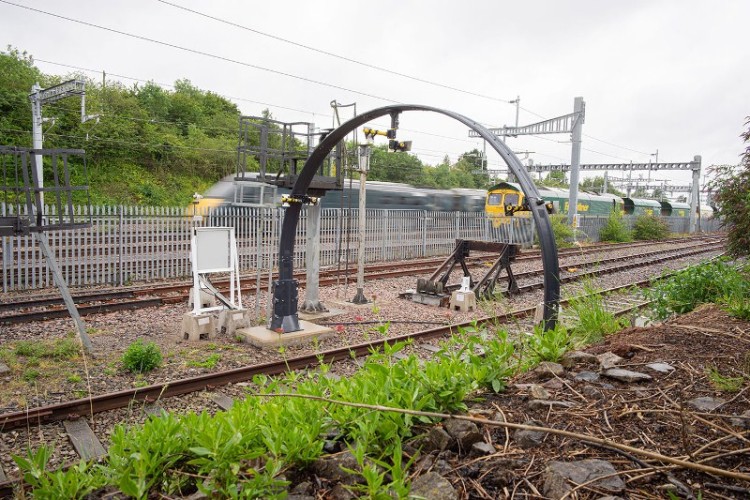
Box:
<box><xmin>0</xmin><ymin>242</ymin><xmax>724</xmax><ymax>431</ymax></box>
<box><xmin>0</xmin><ymin>240</ymin><xmax>721</xmax><ymax>325</ymax></box>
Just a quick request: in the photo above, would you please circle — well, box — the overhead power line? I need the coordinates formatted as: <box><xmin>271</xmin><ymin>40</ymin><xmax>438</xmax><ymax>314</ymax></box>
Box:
<box><xmin>155</xmin><ymin>0</ymin><xmax>513</xmax><ymax>106</ymax></box>
<box><xmin>0</xmin><ymin>0</ymin><xmax>396</xmax><ymax>102</ymax></box>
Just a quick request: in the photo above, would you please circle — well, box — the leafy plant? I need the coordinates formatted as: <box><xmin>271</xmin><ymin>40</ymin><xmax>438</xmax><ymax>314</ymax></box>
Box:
<box><xmin>567</xmin><ymin>283</ymin><xmax>630</xmax><ymax>343</ymax></box>
<box><xmin>544</xmin><ymin>214</ymin><xmax>575</xmax><ymax>249</ymax></box>
<box><xmin>722</xmin><ymin>296</ymin><xmax>750</xmax><ymax>320</ymax></box>
<box><xmin>13</xmin><ymin>446</ymin><xmax>105</xmax><ymax>499</ymax></box>
<box><xmin>187</xmin><ymin>353</ymin><xmax>221</xmax><ymax>369</ymax></box>
<box><xmin>706</xmin><ymin>367</ymin><xmax>745</xmax><ymax>392</ymax></box>
<box><xmin>632</xmin><ymin>214</ymin><xmax>670</xmax><ymax>240</ymax></box>
<box><xmin>67</xmin><ymin>373</ymin><xmax>83</xmax><ymax>383</ymax></box>
<box><xmin>23</xmin><ymin>369</ymin><xmax>41</xmax><ymax>382</ymax></box>
<box><xmin>122</xmin><ymin>340</ymin><xmax>163</xmax><ymax>373</ymax></box>
<box><xmin>599</xmin><ymin>209</ymin><xmax>632</xmax><ymax>242</ymax></box>
<box><xmin>645</xmin><ymin>259</ymin><xmax>750</xmax><ymax>319</ymax></box>
<box><xmin>523</xmin><ymin>324</ymin><xmax>571</xmax><ymax>363</ymax></box>
<box><xmin>708</xmin><ymin>119</ymin><xmax>750</xmax><ymax>257</ymax></box>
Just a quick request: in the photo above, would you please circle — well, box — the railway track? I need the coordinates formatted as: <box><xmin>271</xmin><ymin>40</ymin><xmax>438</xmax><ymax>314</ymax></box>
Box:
<box><xmin>0</xmin><ymin>237</ymin><xmax>720</xmax><ymax>325</ymax></box>
<box><xmin>0</xmin><ymin>239</ymin><xmax>727</xmax><ymax>493</ymax></box>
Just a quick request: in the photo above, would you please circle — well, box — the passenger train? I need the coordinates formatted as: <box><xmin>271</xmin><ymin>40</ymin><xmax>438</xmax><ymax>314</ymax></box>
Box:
<box><xmin>192</xmin><ymin>174</ymin><xmax>488</xmax><ymax>213</ymax></box>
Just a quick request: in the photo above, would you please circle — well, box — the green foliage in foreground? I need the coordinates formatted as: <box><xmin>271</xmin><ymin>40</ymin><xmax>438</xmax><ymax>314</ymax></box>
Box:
<box><xmin>538</xmin><ymin>214</ymin><xmax>576</xmax><ymax>249</ymax></box>
<box><xmin>599</xmin><ymin>210</ymin><xmax>633</xmax><ymax>243</ymax></box>
<box><xmin>121</xmin><ymin>340</ymin><xmax>163</xmax><ymax>374</ymax></box>
<box><xmin>708</xmin><ymin>118</ymin><xmax>750</xmax><ymax>257</ymax></box>
<box><xmin>14</xmin><ymin>327</ymin><xmax>518</xmax><ymax>498</ymax></box>
<box><xmin>645</xmin><ymin>259</ymin><xmax>750</xmax><ymax>319</ymax></box>
<box><xmin>632</xmin><ymin>214</ymin><xmax>670</xmax><ymax>240</ymax></box>
<box><xmin>567</xmin><ymin>283</ymin><xmax>632</xmax><ymax>344</ymax></box>
<box><xmin>15</xmin><ymin>316</ymin><xmax>635</xmax><ymax>498</ymax></box>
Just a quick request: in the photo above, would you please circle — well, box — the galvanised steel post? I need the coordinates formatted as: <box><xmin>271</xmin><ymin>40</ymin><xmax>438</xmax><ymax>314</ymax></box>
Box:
<box><xmin>351</xmin><ymin>141</ymin><xmax>371</xmax><ymax>304</ymax></box>
<box><xmin>301</xmin><ymin>202</ymin><xmax>327</xmax><ymax>312</ymax></box>
<box><xmin>689</xmin><ymin>155</ymin><xmax>701</xmax><ymax>233</ymax></box>
<box><xmin>269</xmin><ymin>105</ymin><xmax>561</xmax><ymax>332</ymax></box>
<box><xmin>567</xmin><ymin>97</ymin><xmax>585</xmax><ymax>225</ymax></box>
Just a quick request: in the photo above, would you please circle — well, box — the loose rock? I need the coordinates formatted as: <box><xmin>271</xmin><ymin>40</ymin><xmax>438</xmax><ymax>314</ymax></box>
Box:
<box><xmin>543</xmin><ymin>459</ymin><xmax>625</xmax><ymax>499</ymax></box>
<box><xmin>646</xmin><ymin>362</ymin><xmax>675</xmax><ymax>373</ymax></box>
<box><xmin>603</xmin><ymin>368</ymin><xmax>652</xmax><ymax>383</ymax></box>
<box><xmin>443</xmin><ymin>419</ymin><xmax>483</xmax><ymax>451</ymax></box>
<box><xmin>596</xmin><ymin>352</ymin><xmax>624</xmax><ymax>369</ymax></box>
<box><xmin>688</xmin><ymin>396</ymin><xmax>726</xmax><ymax>412</ymax></box>
<box><xmin>410</xmin><ymin>471</ymin><xmax>457</xmax><ymax>500</ymax></box>
<box><xmin>514</xmin><ymin>420</ymin><xmax>547</xmax><ymax>448</ymax></box>
<box><xmin>470</xmin><ymin>441</ymin><xmax>495</xmax><ymax>456</ymax></box>
<box><xmin>532</xmin><ymin>361</ymin><xmax>565</xmax><ymax>379</ymax></box>
<box><xmin>574</xmin><ymin>371</ymin><xmax>600</xmax><ymax>383</ymax></box>
<box><xmin>560</xmin><ymin>350</ymin><xmax>599</xmax><ymax>368</ymax></box>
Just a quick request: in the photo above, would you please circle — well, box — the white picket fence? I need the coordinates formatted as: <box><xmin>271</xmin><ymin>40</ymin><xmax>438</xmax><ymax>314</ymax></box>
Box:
<box><xmin>0</xmin><ymin>204</ymin><xmax>722</xmax><ymax>291</ymax></box>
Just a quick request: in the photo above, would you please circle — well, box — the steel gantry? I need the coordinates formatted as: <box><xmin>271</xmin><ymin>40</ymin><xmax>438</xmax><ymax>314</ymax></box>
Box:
<box><xmin>469</xmin><ymin>97</ymin><xmax>585</xmax><ymax>225</ymax></box>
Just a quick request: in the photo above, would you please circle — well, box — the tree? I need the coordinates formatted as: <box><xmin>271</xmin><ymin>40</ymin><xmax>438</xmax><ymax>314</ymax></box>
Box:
<box><xmin>367</xmin><ymin>144</ymin><xmax>425</xmax><ymax>184</ymax></box>
<box><xmin>538</xmin><ymin>170</ymin><xmax>568</xmax><ymax>188</ymax></box>
<box><xmin>708</xmin><ymin>118</ymin><xmax>750</xmax><ymax>256</ymax></box>
<box><xmin>0</xmin><ymin>47</ymin><xmax>46</xmax><ymax>147</ymax></box>
<box><xmin>580</xmin><ymin>175</ymin><xmax>625</xmax><ymax>197</ymax></box>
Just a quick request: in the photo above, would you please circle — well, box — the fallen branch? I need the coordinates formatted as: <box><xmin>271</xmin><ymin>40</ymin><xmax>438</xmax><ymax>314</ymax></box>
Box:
<box><xmin>249</xmin><ymin>392</ymin><xmax>750</xmax><ymax>482</ymax></box>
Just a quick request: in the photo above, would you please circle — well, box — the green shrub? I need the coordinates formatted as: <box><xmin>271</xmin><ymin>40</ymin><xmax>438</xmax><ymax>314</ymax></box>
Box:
<box><xmin>633</xmin><ymin>214</ymin><xmax>669</xmax><ymax>240</ymax></box>
<box><xmin>523</xmin><ymin>324</ymin><xmax>571</xmax><ymax>363</ymax></box>
<box><xmin>567</xmin><ymin>283</ymin><xmax>630</xmax><ymax>343</ymax></box>
<box><xmin>122</xmin><ymin>340</ymin><xmax>163</xmax><ymax>373</ymax></box>
<box><xmin>645</xmin><ymin>259</ymin><xmax>750</xmax><ymax>319</ymax></box>
<box><xmin>599</xmin><ymin>210</ymin><xmax>632</xmax><ymax>242</ymax></box>
<box><xmin>537</xmin><ymin>214</ymin><xmax>576</xmax><ymax>248</ymax></box>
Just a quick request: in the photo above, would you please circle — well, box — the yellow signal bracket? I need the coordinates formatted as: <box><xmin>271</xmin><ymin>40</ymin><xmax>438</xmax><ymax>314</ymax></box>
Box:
<box><xmin>281</xmin><ymin>194</ymin><xmax>319</xmax><ymax>207</ymax></box>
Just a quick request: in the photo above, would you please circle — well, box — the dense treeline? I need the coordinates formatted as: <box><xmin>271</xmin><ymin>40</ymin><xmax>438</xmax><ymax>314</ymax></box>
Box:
<box><xmin>1</xmin><ymin>48</ymin><xmax>495</xmax><ymax>206</ymax></box>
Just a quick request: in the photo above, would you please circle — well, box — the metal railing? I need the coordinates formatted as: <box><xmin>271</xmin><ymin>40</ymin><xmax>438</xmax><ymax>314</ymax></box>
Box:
<box><xmin>0</xmin><ymin>204</ymin><xmax>723</xmax><ymax>291</ymax></box>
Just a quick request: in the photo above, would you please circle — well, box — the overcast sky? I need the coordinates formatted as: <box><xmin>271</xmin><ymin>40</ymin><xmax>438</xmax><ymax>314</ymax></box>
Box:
<box><xmin>2</xmin><ymin>0</ymin><xmax>748</xmax><ymax>189</ymax></box>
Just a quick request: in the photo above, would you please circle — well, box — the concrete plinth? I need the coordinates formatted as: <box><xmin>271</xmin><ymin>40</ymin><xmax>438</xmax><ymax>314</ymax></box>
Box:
<box><xmin>218</xmin><ymin>309</ymin><xmax>250</xmax><ymax>337</ymax></box>
<box><xmin>237</xmin><ymin>320</ymin><xmax>334</xmax><ymax>349</ymax></box>
<box><xmin>182</xmin><ymin>312</ymin><xmax>216</xmax><ymax>341</ymax></box>
<box><xmin>533</xmin><ymin>302</ymin><xmax>564</xmax><ymax>326</ymax></box>
<box><xmin>449</xmin><ymin>290</ymin><xmax>476</xmax><ymax>312</ymax></box>
<box><xmin>188</xmin><ymin>287</ymin><xmax>217</xmax><ymax>309</ymax></box>
<box><xmin>298</xmin><ymin>307</ymin><xmax>345</xmax><ymax>322</ymax></box>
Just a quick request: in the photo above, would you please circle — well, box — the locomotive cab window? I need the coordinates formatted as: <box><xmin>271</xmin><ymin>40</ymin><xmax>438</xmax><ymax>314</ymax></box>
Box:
<box><xmin>504</xmin><ymin>193</ymin><xmax>520</xmax><ymax>206</ymax></box>
<box><xmin>488</xmin><ymin>193</ymin><xmax>502</xmax><ymax>206</ymax></box>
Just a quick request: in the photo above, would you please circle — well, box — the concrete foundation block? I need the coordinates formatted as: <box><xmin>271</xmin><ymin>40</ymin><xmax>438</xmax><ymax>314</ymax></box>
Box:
<box><xmin>182</xmin><ymin>312</ymin><xmax>216</xmax><ymax>341</ymax></box>
<box><xmin>237</xmin><ymin>320</ymin><xmax>334</xmax><ymax>349</ymax></box>
<box><xmin>218</xmin><ymin>309</ymin><xmax>250</xmax><ymax>337</ymax></box>
<box><xmin>449</xmin><ymin>290</ymin><xmax>477</xmax><ymax>312</ymax></box>
<box><xmin>534</xmin><ymin>303</ymin><xmax>563</xmax><ymax>325</ymax></box>
<box><xmin>188</xmin><ymin>287</ymin><xmax>217</xmax><ymax>309</ymax></box>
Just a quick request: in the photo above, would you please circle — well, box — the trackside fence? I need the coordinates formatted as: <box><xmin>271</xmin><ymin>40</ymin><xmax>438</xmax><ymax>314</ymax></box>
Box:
<box><xmin>0</xmin><ymin>204</ymin><xmax>723</xmax><ymax>291</ymax></box>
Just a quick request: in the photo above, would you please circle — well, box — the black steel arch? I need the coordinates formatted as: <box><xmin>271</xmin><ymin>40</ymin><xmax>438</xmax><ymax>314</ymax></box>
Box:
<box><xmin>270</xmin><ymin>104</ymin><xmax>560</xmax><ymax>332</ymax></box>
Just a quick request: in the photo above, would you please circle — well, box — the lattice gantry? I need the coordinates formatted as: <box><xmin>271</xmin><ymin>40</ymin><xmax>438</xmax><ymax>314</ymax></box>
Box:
<box><xmin>0</xmin><ymin>146</ymin><xmax>92</xmax><ymax>236</ymax></box>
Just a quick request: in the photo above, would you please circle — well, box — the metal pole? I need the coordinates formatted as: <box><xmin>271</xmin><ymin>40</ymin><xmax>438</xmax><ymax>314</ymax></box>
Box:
<box><xmin>689</xmin><ymin>155</ymin><xmax>701</xmax><ymax>233</ymax></box>
<box><xmin>567</xmin><ymin>97</ymin><xmax>585</xmax><ymax>225</ymax></box>
<box><xmin>351</xmin><ymin>142</ymin><xmax>371</xmax><ymax>304</ymax></box>
<box><xmin>301</xmin><ymin>202</ymin><xmax>327</xmax><ymax>311</ymax></box>
<box><xmin>35</xmin><ymin>232</ymin><xmax>93</xmax><ymax>352</ymax></box>
<box><xmin>603</xmin><ymin>171</ymin><xmax>608</xmax><ymax>194</ymax></box>
<box><xmin>30</xmin><ymin>84</ymin><xmax>44</xmax><ymax>208</ymax></box>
